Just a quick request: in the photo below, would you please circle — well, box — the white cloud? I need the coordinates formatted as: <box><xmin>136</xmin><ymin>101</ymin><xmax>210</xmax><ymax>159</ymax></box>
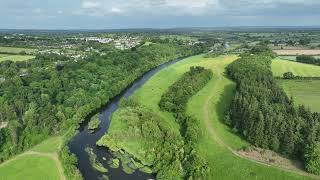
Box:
<box><xmin>32</xmin><ymin>8</ymin><xmax>42</xmax><ymax>14</ymax></box>
<box><xmin>110</xmin><ymin>7</ymin><xmax>122</xmax><ymax>13</ymax></box>
<box><xmin>75</xmin><ymin>0</ymin><xmax>320</xmax><ymax>17</ymax></box>
<box><xmin>82</xmin><ymin>1</ymin><xmax>101</xmax><ymax>9</ymax></box>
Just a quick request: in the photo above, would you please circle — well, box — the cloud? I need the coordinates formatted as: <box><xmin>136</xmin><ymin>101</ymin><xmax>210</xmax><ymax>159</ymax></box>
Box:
<box><xmin>110</xmin><ymin>7</ymin><xmax>122</xmax><ymax>13</ymax></box>
<box><xmin>75</xmin><ymin>0</ymin><xmax>320</xmax><ymax>17</ymax></box>
<box><xmin>32</xmin><ymin>8</ymin><xmax>42</xmax><ymax>14</ymax></box>
<box><xmin>82</xmin><ymin>1</ymin><xmax>100</xmax><ymax>9</ymax></box>
<box><xmin>1</xmin><ymin>0</ymin><xmax>320</xmax><ymax>28</ymax></box>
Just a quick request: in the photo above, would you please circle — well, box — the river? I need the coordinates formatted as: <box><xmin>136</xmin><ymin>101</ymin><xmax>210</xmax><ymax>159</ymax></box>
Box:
<box><xmin>68</xmin><ymin>57</ymin><xmax>187</xmax><ymax>180</ymax></box>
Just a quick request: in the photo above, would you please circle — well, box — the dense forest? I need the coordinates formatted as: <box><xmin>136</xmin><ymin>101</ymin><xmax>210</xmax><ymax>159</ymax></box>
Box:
<box><xmin>0</xmin><ymin>42</ymin><xmax>204</xmax><ymax>167</ymax></box>
<box><xmin>296</xmin><ymin>55</ymin><xmax>320</xmax><ymax>66</ymax></box>
<box><xmin>226</xmin><ymin>46</ymin><xmax>320</xmax><ymax>174</ymax></box>
<box><xmin>98</xmin><ymin>66</ymin><xmax>212</xmax><ymax>179</ymax></box>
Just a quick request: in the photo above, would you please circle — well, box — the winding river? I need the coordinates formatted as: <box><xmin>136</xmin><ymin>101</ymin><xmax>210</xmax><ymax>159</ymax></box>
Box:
<box><xmin>68</xmin><ymin>57</ymin><xmax>186</xmax><ymax>180</ymax></box>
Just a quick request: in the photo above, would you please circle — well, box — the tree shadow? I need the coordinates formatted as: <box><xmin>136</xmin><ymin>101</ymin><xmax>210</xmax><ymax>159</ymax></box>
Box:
<box><xmin>215</xmin><ymin>78</ymin><xmax>235</xmax><ymax>125</ymax></box>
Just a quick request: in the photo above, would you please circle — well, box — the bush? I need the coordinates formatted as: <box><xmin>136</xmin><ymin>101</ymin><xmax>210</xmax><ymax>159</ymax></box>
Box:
<box><xmin>283</xmin><ymin>72</ymin><xmax>295</xmax><ymax>79</ymax></box>
<box><xmin>88</xmin><ymin>114</ymin><xmax>100</xmax><ymax>131</ymax></box>
<box><xmin>305</xmin><ymin>143</ymin><xmax>320</xmax><ymax>175</ymax></box>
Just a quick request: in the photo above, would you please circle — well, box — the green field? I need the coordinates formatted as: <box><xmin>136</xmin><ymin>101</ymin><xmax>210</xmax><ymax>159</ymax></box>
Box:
<box><xmin>0</xmin><ymin>136</ymin><xmax>65</xmax><ymax>180</ymax></box>
<box><xmin>272</xmin><ymin>58</ymin><xmax>320</xmax><ymax>77</ymax></box>
<box><xmin>0</xmin><ymin>46</ymin><xmax>37</xmax><ymax>54</ymax></box>
<box><xmin>128</xmin><ymin>55</ymin><xmax>315</xmax><ymax>179</ymax></box>
<box><xmin>0</xmin><ymin>54</ymin><xmax>35</xmax><ymax>62</ymax></box>
<box><xmin>278</xmin><ymin>80</ymin><xmax>320</xmax><ymax>112</ymax></box>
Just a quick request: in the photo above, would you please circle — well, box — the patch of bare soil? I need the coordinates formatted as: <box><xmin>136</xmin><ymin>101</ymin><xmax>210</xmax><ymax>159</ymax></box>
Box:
<box><xmin>238</xmin><ymin>147</ymin><xmax>304</xmax><ymax>171</ymax></box>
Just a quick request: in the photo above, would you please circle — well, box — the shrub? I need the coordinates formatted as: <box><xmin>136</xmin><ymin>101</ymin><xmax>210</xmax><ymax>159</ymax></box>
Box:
<box><xmin>283</xmin><ymin>72</ymin><xmax>295</xmax><ymax>79</ymax></box>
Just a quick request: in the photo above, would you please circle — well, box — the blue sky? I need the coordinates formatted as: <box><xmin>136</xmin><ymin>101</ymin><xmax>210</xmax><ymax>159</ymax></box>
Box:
<box><xmin>1</xmin><ymin>0</ymin><xmax>320</xmax><ymax>29</ymax></box>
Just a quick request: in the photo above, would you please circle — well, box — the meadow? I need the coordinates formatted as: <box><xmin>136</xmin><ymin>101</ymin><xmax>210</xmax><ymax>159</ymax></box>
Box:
<box><xmin>0</xmin><ymin>136</ymin><xmax>65</xmax><ymax>180</ymax></box>
<box><xmin>130</xmin><ymin>55</ymin><xmax>314</xmax><ymax>179</ymax></box>
<box><xmin>272</xmin><ymin>58</ymin><xmax>320</xmax><ymax>77</ymax></box>
<box><xmin>0</xmin><ymin>46</ymin><xmax>37</xmax><ymax>54</ymax></box>
<box><xmin>0</xmin><ymin>54</ymin><xmax>35</xmax><ymax>62</ymax></box>
<box><xmin>278</xmin><ymin>80</ymin><xmax>320</xmax><ymax>112</ymax></box>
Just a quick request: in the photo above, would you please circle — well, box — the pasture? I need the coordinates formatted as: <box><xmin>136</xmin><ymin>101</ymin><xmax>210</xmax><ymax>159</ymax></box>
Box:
<box><xmin>0</xmin><ymin>136</ymin><xmax>65</xmax><ymax>180</ymax></box>
<box><xmin>0</xmin><ymin>46</ymin><xmax>37</xmax><ymax>54</ymax></box>
<box><xmin>278</xmin><ymin>80</ymin><xmax>320</xmax><ymax>112</ymax></box>
<box><xmin>272</xmin><ymin>58</ymin><xmax>320</xmax><ymax>77</ymax></box>
<box><xmin>129</xmin><ymin>55</ymin><xmax>314</xmax><ymax>179</ymax></box>
<box><xmin>0</xmin><ymin>54</ymin><xmax>35</xmax><ymax>62</ymax></box>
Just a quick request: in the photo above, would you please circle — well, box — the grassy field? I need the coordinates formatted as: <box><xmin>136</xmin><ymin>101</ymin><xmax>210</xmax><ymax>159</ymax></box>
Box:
<box><xmin>0</xmin><ymin>46</ymin><xmax>37</xmax><ymax>54</ymax></box>
<box><xmin>130</xmin><ymin>55</ymin><xmax>315</xmax><ymax>179</ymax></box>
<box><xmin>272</xmin><ymin>58</ymin><xmax>320</xmax><ymax>77</ymax></box>
<box><xmin>277</xmin><ymin>80</ymin><xmax>320</xmax><ymax>112</ymax></box>
<box><xmin>0</xmin><ymin>54</ymin><xmax>35</xmax><ymax>62</ymax></box>
<box><xmin>0</xmin><ymin>136</ymin><xmax>65</xmax><ymax>180</ymax></box>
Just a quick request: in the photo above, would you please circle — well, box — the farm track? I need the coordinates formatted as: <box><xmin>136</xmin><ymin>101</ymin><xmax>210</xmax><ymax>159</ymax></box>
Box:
<box><xmin>201</xmin><ymin>60</ymin><xmax>320</xmax><ymax>179</ymax></box>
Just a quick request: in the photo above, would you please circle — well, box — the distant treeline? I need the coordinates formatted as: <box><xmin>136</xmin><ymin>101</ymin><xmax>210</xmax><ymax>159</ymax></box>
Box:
<box><xmin>296</xmin><ymin>55</ymin><xmax>320</xmax><ymax>66</ymax></box>
<box><xmin>226</xmin><ymin>45</ymin><xmax>320</xmax><ymax>174</ymax></box>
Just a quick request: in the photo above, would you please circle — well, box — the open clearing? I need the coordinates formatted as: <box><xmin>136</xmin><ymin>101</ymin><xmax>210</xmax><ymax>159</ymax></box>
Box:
<box><xmin>0</xmin><ymin>136</ymin><xmax>65</xmax><ymax>180</ymax></box>
<box><xmin>277</xmin><ymin>79</ymin><xmax>320</xmax><ymax>112</ymax></box>
<box><xmin>0</xmin><ymin>54</ymin><xmax>35</xmax><ymax>62</ymax></box>
<box><xmin>272</xmin><ymin>58</ymin><xmax>320</xmax><ymax>77</ymax></box>
<box><xmin>274</xmin><ymin>49</ymin><xmax>320</xmax><ymax>56</ymax></box>
<box><xmin>0</xmin><ymin>46</ymin><xmax>37</xmax><ymax>54</ymax></box>
<box><xmin>132</xmin><ymin>55</ymin><xmax>315</xmax><ymax>179</ymax></box>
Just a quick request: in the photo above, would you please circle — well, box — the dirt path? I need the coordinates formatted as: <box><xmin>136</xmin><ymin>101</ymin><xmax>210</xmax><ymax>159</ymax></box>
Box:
<box><xmin>202</xmin><ymin>60</ymin><xmax>319</xmax><ymax>179</ymax></box>
<box><xmin>0</xmin><ymin>151</ymin><xmax>66</xmax><ymax>180</ymax></box>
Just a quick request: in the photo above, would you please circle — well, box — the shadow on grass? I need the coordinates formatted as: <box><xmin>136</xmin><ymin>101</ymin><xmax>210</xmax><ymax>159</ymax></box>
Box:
<box><xmin>215</xmin><ymin>74</ymin><xmax>249</xmax><ymax>149</ymax></box>
<box><xmin>215</xmin><ymin>82</ymin><xmax>235</xmax><ymax>124</ymax></box>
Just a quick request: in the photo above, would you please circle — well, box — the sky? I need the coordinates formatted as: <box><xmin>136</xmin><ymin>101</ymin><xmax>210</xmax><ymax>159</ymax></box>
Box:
<box><xmin>1</xmin><ymin>0</ymin><xmax>320</xmax><ymax>29</ymax></box>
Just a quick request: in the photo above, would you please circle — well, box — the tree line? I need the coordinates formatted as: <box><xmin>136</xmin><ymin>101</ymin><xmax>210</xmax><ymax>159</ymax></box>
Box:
<box><xmin>98</xmin><ymin>66</ymin><xmax>212</xmax><ymax>179</ymax></box>
<box><xmin>226</xmin><ymin>46</ymin><xmax>320</xmax><ymax>174</ymax></box>
<box><xmin>296</xmin><ymin>55</ymin><xmax>320</xmax><ymax>66</ymax></box>
<box><xmin>159</xmin><ymin>66</ymin><xmax>213</xmax><ymax>179</ymax></box>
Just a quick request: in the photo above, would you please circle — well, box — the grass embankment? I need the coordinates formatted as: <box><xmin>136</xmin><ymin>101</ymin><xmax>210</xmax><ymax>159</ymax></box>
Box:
<box><xmin>272</xmin><ymin>58</ymin><xmax>320</xmax><ymax>77</ymax></box>
<box><xmin>0</xmin><ymin>136</ymin><xmax>65</xmax><ymax>180</ymax></box>
<box><xmin>112</xmin><ymin>55</ymin><xmax>314</xmax><ymax>179</ymax></box>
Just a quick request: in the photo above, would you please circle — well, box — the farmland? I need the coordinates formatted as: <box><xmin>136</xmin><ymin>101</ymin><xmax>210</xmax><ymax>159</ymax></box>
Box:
<box><xmin>278</xmin><ymin>80</ymin><xmax>320</xmax><ymax>112</ymax></box>
<box><xmin>0</xmin><ymin>137</ymin><xmax>65</xmax><ymax>180</ymax></box>
<box><xmin>0</xmin><ymin>46</ymin><xmax>37</xmax><ymax>54</ymax></box>
<box><xmin>105</xmin><ymin>55</ymin><xmax>314</xmax><ymax>179</ymax></box>
<box><xmin>271</xmin><ymin>58</ymin><xmax>320</xmax><ymax>77</ymax></box>
<box><xmin>274</xmin><ymin>49</ymin><xmax>320</xmax><ymax>56</ymax></box>
<box><xmin>0</xmin><ymin>54</ymin><xmax>35</xmax><ymax>62</ymax></box>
